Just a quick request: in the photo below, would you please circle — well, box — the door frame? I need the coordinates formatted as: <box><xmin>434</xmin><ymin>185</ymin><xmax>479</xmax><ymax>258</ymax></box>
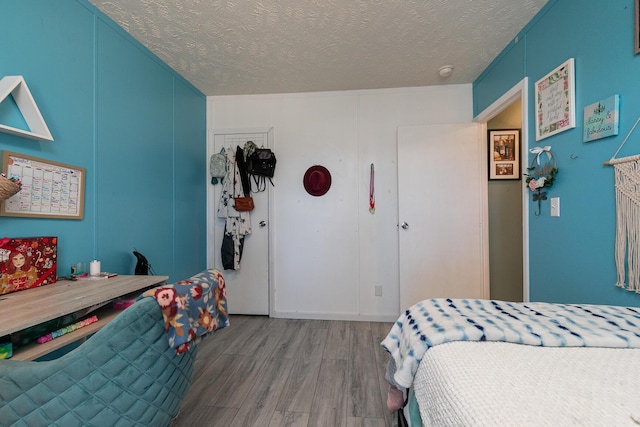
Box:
<box><xmin>474</xmin><ymin>78</ymin><xmax>530</xmax><ymax>302</ymax></box>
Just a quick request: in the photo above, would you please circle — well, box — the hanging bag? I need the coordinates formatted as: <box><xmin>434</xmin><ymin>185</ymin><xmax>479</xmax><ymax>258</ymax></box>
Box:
<box><xmin>209</xmin><ymin>147</ymin><xmax>227</xmax><ymax>185</ymax></box>
<box><xmin>247</xmin><ymin>147</ymin><xmax>276</xmax><ymax>192</ymax></box>
<box><xmin>247</xmin><ymin>148</ymin><xmax>277</xmax><ymax>178</ymax></box>
<box><xmin>234</xmin><ymin>196</ymin><xmax>254</xmax><ymax>211</ymax></box>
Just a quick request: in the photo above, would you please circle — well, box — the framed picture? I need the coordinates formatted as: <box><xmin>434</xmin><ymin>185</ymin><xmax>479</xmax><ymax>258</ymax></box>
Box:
<box><xmin>636</xmin><ymin>0</ymin><xmax>640</xmax><ymax>54</ymax></box>
<box><xmin>488</xmin><ymin>129</ymin><xmax>520</xmax><ymax>180</ymax></box>
<box><xmin>535</xmin><ymin>58</ymin><xmax>576</xmax><ymax>141</ymax></box>
<box><xmin>1</xmin><ymin>151</ymin><xmax>85</xmax><ymax>219</ymax></box>
<box><xmin>0</xmin><ymin>236</ymin><xmax>58</xmax><ymax>295</ymax></box>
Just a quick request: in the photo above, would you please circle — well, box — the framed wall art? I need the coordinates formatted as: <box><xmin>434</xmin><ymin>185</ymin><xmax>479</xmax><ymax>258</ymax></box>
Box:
<box><xmin>488</xmin><ymin>129</ymin><xmax>520</xmax><ymax>180</ymax></box>
<box><xmin>535</xmin><ymin>58</ymin><xmax>576</xmax><ymax>141</ymax></box>
<box><xmin>1</xmin><ymin>151</ymin><xmax>85</xmax><ymax>219</ymax></box>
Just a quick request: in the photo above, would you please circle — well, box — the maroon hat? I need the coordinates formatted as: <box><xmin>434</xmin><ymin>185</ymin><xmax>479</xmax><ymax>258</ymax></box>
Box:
<box><xmin>303</xmin><ymin>165</ymin><xmax>331</xmax><ymax>196</ymax></box>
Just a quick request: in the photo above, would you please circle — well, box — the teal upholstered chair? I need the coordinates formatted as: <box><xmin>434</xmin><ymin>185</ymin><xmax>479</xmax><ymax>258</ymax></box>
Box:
<box><xmin>0</xmin><ymin>297</ymin><xmax>197</xmax><ymax>427</ymax></box>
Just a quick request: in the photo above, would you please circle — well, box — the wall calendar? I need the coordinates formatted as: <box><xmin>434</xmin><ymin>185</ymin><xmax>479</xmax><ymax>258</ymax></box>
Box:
<box><xmin>1</xmin><ymin>151</ymin><xmax>85</xmax><ymax>219</ymax></box>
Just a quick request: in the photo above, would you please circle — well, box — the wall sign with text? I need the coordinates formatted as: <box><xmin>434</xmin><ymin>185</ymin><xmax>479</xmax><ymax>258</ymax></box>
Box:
<box><xmin>583</xmin><ymin>95</ymin><xmax>620</xmax><ymax>142</ymax></box>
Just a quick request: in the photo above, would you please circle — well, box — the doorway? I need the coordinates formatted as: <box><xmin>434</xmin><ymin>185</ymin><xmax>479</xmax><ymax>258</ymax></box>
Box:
<box><xmin>475</xmin><ymin>78</ymin><xmax>530</xmax><ymax>302</ymax></box>
<box><xmin>487</xmin><ymin>102</ymin><xmax>523</xmax><ymax>301</ymax></box>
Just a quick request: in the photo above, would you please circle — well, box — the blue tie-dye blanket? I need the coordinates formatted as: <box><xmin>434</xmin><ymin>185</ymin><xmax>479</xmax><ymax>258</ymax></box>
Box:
<box><xmin>381</xmin><ymin>298</ymin><xmax>640</xmax><ymax>389</ymax></box>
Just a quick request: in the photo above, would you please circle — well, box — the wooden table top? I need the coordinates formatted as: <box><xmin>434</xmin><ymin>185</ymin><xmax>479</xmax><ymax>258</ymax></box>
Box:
<box><xmin>0</xmin><ymin>275</ymin><xmax>168</xmax><ymax>336</ymax></box>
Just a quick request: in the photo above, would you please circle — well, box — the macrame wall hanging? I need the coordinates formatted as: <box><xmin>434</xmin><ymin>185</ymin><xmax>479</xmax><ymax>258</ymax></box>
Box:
<box><xmin>606</xmin><ymin>116</ymin><xmax>640</xmax><ymax>292</ymax></box>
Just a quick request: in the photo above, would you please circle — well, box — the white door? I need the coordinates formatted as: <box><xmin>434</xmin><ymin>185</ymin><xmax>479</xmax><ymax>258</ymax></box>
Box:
<box><xmin>207</xmin><ymin>129</ymin><xmax>272</xmax><ymax>315</ymax></box>
<box><xmin>398</xmin><ymin>123</ymin><xmax>488</xmax><ymax>310</ymax></box>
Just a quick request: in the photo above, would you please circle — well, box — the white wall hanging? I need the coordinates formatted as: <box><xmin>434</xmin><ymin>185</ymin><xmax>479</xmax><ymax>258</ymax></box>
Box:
<box><xmin>0</xmin><ymin>76</ymin><xmax>53</xmax><ymax>141</ymax></box>
<box><xmin>606</xmin><ymin>116</ymin><xmax>640</xmax><ymax>292</ymax></box>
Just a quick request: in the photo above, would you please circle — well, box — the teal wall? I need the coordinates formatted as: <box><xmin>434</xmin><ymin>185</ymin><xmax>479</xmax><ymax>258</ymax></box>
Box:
<box><xmin>474</xmin><ymin>0</ymin><xmax>640</xmax><ymax>306</ymax></box>
<box><xmin>0</xmin><ymin>0</ymin><xmax>207</xmax><ymax>283</ymax></box>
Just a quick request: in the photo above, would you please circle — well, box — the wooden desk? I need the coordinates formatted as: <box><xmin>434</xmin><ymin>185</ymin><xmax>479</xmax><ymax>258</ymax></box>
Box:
<box><xmin>0</xmin><ymin>275</ymin><xmax>167</xmax><ymax>361</ymax></box>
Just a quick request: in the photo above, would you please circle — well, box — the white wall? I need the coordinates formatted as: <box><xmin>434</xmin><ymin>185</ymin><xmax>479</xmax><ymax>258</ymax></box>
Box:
<box><xmin>208</xmin><ymin>84</ymin><xmax>473</xmax><ymax>321</ymax></box>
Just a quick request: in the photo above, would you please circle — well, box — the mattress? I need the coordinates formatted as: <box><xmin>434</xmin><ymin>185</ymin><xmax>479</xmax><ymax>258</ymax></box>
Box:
<box><xmin>412</xmin><ymin>341</ymin><xmax>640</xmax><ymax>427</ymax></box>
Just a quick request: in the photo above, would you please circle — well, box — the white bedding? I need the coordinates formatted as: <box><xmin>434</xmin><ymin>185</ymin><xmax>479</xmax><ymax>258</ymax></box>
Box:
<box><xmin>413</xmin><ymin>341</ymin><xmax>640</xmax><ymax>427</ymax></box>
<box><xmin>382</xmin><ymin>299</ymin><xmax>640</xmax><ymax>391</ymax></box>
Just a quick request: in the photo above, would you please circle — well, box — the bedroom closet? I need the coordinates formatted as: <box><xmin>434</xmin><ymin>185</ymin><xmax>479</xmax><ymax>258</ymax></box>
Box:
<box><xmin>206</xmin><ymin>128</ymin><xmax>274</xmax><ymax>315</ymax></box>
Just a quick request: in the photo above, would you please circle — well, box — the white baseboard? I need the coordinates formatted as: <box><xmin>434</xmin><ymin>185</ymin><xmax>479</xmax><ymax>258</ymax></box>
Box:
<box><xmin>269</xmin><ymin>310</ymin><xmax>399</xmax><ymax>323</ymax></box>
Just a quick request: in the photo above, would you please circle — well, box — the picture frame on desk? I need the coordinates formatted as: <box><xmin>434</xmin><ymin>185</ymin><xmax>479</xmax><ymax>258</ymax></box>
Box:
<box><xmin>0</xmin><ymin>236</ymin><xmax>57</xmax><ymax>296</ymax></box>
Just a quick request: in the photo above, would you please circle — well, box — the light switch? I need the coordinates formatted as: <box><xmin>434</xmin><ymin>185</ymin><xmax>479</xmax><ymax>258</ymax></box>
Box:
<box><xmin>550</xmin><ymin>197</ymin><xmax>560</xmax><ymax>217</ymax></box>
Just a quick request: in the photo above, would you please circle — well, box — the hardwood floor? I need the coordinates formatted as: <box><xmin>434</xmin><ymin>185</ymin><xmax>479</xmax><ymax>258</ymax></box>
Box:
<box><xmin>173</xmin><ymin>315</ymin><xmax>396</xmax><ymax>427</ymax></box>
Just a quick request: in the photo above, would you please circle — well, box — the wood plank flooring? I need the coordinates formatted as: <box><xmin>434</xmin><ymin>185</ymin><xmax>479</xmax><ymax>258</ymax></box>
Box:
<box><xmin>172</xmin><ymin>315</ymin><xmax>396</xmax><ymax>427</ymax></box>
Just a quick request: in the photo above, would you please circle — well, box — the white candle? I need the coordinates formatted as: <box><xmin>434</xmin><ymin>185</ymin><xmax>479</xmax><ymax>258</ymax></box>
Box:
<box><xmin>90</xmin><ymin>260</ymin><xmax>101</xmax><ymax>276</ymax></box>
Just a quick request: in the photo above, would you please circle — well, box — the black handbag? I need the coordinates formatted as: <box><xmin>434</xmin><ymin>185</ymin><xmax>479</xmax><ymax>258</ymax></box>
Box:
<box><xmin>247</xmin><ymin>148</ymin><xmax>276</xmax><ymax>191</ymax></box>
<box><xmin>247</xmin><ymin>148</ymin><xmax>276</xmax><ymax>178</ymax></box>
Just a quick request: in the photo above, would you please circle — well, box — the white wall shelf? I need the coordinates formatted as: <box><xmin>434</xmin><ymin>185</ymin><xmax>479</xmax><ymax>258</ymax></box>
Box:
<box><xmin>0</xmin><ymin>76</ymin><xmax>53</xmax><ymax>141</ymax></box>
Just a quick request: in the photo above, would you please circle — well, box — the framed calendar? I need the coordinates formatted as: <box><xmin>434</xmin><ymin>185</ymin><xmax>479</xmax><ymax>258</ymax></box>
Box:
<box><xmin>1</xmin><ymin>151</ymin><xmax>85</xmax><ymax>219</ymax></box>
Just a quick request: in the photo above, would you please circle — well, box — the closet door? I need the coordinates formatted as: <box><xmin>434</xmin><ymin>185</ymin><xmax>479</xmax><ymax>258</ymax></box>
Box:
<box><xmin>207</xmin><ymin>129</ymin><xmax>272</xmax><ymax>315</ymax></box>
<box><xmin>397</xmin><ymin>123</ymin><xmax>488</xmax><ymax>310</ymax></box>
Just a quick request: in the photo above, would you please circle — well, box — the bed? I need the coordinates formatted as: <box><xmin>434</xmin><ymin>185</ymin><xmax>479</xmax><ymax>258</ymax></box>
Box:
<box><xmin>381</xmin><ymin>298</ymin><xmax>640</xmax><ymax>426</ymax></box>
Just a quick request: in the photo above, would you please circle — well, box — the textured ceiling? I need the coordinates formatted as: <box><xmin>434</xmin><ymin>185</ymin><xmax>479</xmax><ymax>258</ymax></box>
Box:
<box><xmin>88</xmin><ymin>0</ymin><xmax>548</xmax><ymax>96</ymax></box>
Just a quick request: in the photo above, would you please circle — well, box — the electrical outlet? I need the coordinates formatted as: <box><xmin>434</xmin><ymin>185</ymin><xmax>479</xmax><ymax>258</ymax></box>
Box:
<box><xmin>375</xmin><ymin>285</ymin><xmax>383</xmax><ymax>296</ymax></box>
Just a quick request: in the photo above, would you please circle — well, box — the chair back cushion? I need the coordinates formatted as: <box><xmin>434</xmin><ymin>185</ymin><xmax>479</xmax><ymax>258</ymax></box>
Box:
<box><xmin>0</xmin><ymin>297</ymin><xmax>197</xmax><ymax>427</ymax></box>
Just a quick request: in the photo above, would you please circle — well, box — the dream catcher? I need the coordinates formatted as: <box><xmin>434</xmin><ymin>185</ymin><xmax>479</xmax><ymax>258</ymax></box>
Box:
<box><xmin>525</xmin><ymin>146</ymin><xmax>558</xmax><ymax>216</ymax></box>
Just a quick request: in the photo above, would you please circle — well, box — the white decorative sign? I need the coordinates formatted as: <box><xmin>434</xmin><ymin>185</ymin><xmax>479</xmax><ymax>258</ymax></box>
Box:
<box><xmin>583</xmin><ymin>95</ymin><xmax>619</xmax><ymax>142</ymax></box>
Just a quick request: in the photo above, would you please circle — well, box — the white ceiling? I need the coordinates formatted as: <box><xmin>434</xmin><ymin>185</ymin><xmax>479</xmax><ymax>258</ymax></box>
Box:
<box><xmin>88</xmin><ymin>0</ymin><xmax>548</xmax><ymax>96</ymax></box>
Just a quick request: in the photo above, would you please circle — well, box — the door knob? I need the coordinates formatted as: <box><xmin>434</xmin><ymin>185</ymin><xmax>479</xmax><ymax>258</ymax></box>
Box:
<box><xmin>259</xmin><ymin>220</ymin><xmax>267</xmax><ymax>227</ymax></box>
<box><xmin>401</xmin><ymin>222</ymin><xmax>409</xmax><ymax>230</ymax></box>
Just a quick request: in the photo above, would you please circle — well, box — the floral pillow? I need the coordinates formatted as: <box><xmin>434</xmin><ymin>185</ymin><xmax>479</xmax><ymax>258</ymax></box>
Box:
<box><xmin>139</xmin><ymin>269</ymin><xmax>229</xmax><ymax>354</ymax></box>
